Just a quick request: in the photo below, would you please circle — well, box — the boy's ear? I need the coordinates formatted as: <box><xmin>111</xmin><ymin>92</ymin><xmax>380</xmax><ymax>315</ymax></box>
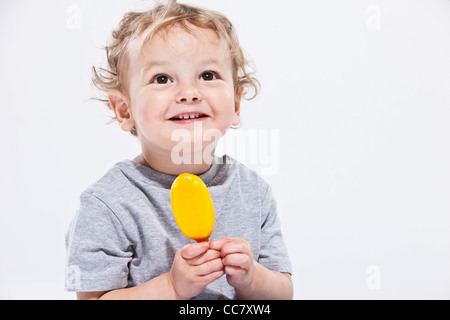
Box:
<box><xmin>108</xmin><ymin>89</ymin><xmax>135</xmax><ymax>132</ymax></box>
<box><xmin>232</xmin><ymin>86</ymin><xmax>245</xmax><ymax>127</ymax></box>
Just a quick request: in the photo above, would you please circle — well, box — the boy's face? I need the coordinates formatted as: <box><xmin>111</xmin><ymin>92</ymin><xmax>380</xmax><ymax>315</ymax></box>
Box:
<box><xmin>110</xmin><ymin>25</ymin><xmax>241</xmax><ymax>162</ymax></box>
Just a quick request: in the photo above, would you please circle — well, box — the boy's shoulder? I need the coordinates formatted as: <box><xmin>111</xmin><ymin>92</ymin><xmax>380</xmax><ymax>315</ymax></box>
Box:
<box><xmin>214</xmin><ymin>154</ymin><xmax>270</xmax><ymax>190</ymax></box>
<box><xmin>82</xmin><ymin>160</ymin><xmax>141</xmax><ymax>200</ymax></box>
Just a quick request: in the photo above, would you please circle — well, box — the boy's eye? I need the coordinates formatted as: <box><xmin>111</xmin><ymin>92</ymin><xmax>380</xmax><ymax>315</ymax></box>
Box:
<box><xmin>200</xmin><ymin>71</ymin><xmax>217</xmax><ymax>81</ymax></box>
<box><xmin>152</xmin><ymin>74</ymin><xmax>172</xmax><ymax>84</ymax></box>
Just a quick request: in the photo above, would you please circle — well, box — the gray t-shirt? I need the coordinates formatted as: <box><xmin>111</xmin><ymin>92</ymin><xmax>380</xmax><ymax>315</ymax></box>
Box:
<box><xmin>65</xmin><ymin>155</ymin><xmax>292</xmax><ymax>299</ymax></box>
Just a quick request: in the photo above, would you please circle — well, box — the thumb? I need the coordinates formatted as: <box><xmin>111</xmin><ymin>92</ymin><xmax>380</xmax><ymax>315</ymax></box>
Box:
<box><xmin>180</xmin><ymin>242</ymin><xmax>209</xmax><ymax>260</ymax></box>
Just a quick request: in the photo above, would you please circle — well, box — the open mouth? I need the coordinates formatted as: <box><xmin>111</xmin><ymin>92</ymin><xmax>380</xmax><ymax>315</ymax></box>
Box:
<box><xmin>169</xmin><ymin>113</ymin><xmax>208</xmax><ymax>121</ymax></box>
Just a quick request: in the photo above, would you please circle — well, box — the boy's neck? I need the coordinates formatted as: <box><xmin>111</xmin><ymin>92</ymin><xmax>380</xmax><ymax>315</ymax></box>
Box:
<box><xmin>133</xmin><ymin>151</ymin><xmax>214</xmax><ymax>177</ymax></box>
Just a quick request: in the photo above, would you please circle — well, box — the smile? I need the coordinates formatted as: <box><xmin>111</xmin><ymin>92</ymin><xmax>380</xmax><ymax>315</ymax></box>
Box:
<box><xmin>170</xmin><ymin>113</ymin><xmax>208</xmax><ymax>121</ymax></box>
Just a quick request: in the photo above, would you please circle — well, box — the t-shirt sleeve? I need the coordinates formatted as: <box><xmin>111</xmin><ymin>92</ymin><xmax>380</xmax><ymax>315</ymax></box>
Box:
<box><xmin>65</xmin><ymin>192</ymin><xmax>132</xmax><ymax>292</ymax></box>
<box><xmin>257</xmin><ymin>184</ymin><xmax>293</xmax><ymax>275</ymax></box>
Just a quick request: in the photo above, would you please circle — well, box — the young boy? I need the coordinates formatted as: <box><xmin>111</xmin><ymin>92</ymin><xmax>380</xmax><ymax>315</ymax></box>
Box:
<box><xmin>65</xmin><ymin>0</ymin><xmax>293</xmax><ymax>300</ymax></box>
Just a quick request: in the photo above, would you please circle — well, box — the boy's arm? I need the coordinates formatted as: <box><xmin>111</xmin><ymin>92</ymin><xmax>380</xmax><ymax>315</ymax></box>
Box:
<box><xmin>77</xmin><ymin>267</ymin><xmax>293</xmax><ymax>300</ymax></box>
<box><xmin>77</xmin><ymin>242</ymin><xmax>224</xmax><ymax>300</ymax></box>
<box><xmin>77</xmin><ymin>272</ymin><xmax>178</xmax><ymax>300</ymax></box>
<box><xmin>235</xmin><ymin>263</ymin><xmax>293</xmax><ymax>300</ymax></box>
<box><xmin>210</xmin><ymin>238</ymin><xmax>293</xmax><ymax>300</ymax></box>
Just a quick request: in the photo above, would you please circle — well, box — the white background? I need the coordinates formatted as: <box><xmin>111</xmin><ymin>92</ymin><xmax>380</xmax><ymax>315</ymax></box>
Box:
<box><xmin>1</xmin><ymin>0</ymin><xmax>449</xmax><ymax>299</ymax></box>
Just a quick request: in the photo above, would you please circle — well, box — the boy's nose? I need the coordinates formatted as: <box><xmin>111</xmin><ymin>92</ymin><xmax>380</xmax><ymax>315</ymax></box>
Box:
<box><xmin>176</xmin><ymin>85</ymin><xmax>202</xmax><ymax>104</ymax></box>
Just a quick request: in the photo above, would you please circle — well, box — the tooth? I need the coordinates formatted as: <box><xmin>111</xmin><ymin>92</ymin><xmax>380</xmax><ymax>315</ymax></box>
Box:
<box><xmin>178</xmin><ymin>115</ymin><xmax>184</xmax><ymax>119</ymax></box>
<box><xmin>183</xmin><ymin>114</ymin><xmax>189</xmax><ymax>119</ymax></box>
<box><xmin>189</xmin><ymin>114</ymin><xmax>195</xmax><ymax>119</ymax></box>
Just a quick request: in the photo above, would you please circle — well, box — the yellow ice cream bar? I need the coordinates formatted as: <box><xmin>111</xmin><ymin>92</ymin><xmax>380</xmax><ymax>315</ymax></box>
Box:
<box><xmin>170</xmin><ymin>173</ymin><xmax>215</xmax><ymax>242</ymax></box>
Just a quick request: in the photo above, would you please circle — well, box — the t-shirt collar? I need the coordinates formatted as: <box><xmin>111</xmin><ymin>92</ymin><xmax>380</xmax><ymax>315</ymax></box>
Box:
<box><xmin>121</xmin><ymin>156</ymin><xmax>224</xmax><ymax>189</ymax></box>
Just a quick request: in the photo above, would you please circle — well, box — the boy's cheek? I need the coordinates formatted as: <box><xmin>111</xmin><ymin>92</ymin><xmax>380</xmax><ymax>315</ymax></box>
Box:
<box><xmin>135</xmin><ymin>104</ymin><xmax>155</xmax><ymax>123</ymax></box>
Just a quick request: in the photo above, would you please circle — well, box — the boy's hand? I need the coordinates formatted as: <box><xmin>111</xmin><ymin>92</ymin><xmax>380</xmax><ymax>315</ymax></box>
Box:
<box><xmin>209</xmin><ymin>238</ymin><xmax>254</xmax><ymax>289</ymax></box>
<box><xmin>168</xmin><ymin>242</ymin><xmax>224</xmax><ymax>299</ymax></box>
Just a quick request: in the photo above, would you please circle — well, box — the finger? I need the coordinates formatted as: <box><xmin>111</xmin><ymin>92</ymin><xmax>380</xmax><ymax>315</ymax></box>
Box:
<box><xmin>200</xmin><ymin>269</ymin><xmax>225</xmax><ymax>286</ymax></box>
<box><xmin>209</xmin><ymin>238</ymin><xmax>235</xmax><ymax>251</ymax></box>
<box><xmin>225</xmin><ymin>266</ymin><xmax>247</xmax><ymax>288</ymax></box>
<box><xmin>221</xmin><ymin>240</ymin><xmax>252</xmax><ymax>257</ymax></box>
<box><xmin>180</xmin><ymin>242</ymin><xmax>209</xmax><ymax>260</ymax></box>
<box><xmin>224</xmin><ymin>265</ymin><xmax>245</xmax><ymax>277</ymax></box>
<box><xmin>222</xmin><ymin>253</ymin><xmax>252</xmax><ymax>270</ymax></box>
<box><xmin>196</xmin><ymin>258</ymin><xmax>224</xmax><ymax>276</ymax></box>
<box><xmin>189</xmin><ymin>249</ymin><xmax>222</xmax><ymax>266</ymax></box>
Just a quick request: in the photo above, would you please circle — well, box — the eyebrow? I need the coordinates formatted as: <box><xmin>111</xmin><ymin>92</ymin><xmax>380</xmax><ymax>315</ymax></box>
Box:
<box><xmin>140</xmin><ymin>57</ymin><xmax>228</xmax><ymax>79</ymax></box>
<box><xmin>199</xmin><ymin>58</ymin><xmax>226</xmax><ymax>67</ymax></box>
<box><xmin>140</xmin><ymin>60</ymin><xmax>171</xmax><ymax>76</ymax></box>
<box><xmin>203</xmin><ymin>58</ymin><xmax>233</xmax><ymax>72</ymax></box>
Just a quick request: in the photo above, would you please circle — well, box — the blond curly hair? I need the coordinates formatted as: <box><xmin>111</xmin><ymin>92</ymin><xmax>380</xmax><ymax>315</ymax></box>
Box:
<box><xmin>92</xmin><ymin>0</ymin><xmax>259</xmax><ymax>136</ymax></box>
